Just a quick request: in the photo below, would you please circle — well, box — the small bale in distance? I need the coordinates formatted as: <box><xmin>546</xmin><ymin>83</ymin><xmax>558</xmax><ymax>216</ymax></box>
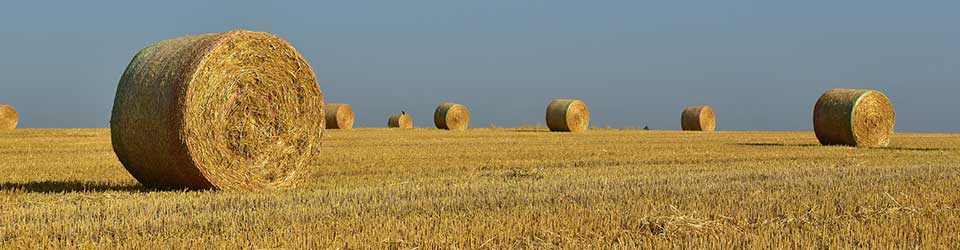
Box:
<box><xmin>323</xmin><ymin>103</ymin><xmax>354</xmax><ymax>129</ymax></box>
<box><xmin>434</xmin><ymin>102</ymin><xmax>470</xmax><ymax>131</ymax></box>
<box><xmin>0</xmin><ymin>104</ymin><xmax>18</xmax><ymax>130</ymax></box>
<box><xmin>546</xmin><ymin>99</ymin><xmax>590</xmax><ymax>132</ymax></box>
<box><xmin>388</xmin><ymin>113</ymin><xmax>413</xmax><ymax>128</ymax></box>
<box><xmin>110</xmin><ymin>30</ymin><xmax>325</xmax><ymax>191</ymax></box>
<box><xmin>681</xmin><ymin>105</ymin><xmax>716</xmax><ymax>131</ymax></box>
<box><xmin>813</xmin><ymin>88</ymin><xmax>895</xmax><ymax>147</ymax></box>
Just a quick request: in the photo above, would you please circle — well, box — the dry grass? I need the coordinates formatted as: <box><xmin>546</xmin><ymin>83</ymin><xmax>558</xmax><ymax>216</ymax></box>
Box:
<box><xmin>1</xmin><ymin>128</ymin><xmax>959</xmax><ymax>248</ymax></box>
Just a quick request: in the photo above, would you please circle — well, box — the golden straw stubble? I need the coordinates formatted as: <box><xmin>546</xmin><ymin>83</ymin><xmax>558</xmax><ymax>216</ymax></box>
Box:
<box><xmin>110</xmin><ymin>30</ymin><xmax>324</xmax><ymax>190</ymax></box>
<box><xmin>323</xmin><ymin>103</ymin><xmax>354</xmax><ymax>129</ymax></box>
<box><xmin>0</xmin><ymin>104</ymin><xmax>17</xmax><ymax>130</ymax></box>
<box><xmin>546</xmin><ymin>99</ymin><xmax>590</xmax><ymax>132</ymax></box>
<box><xmin>388</xmin><ymin>114</ymin><xmax>413</xmax><ymax>128</ymax></box>
<box><xmin>681</xmin><ymin>105</ymin><xmax>716</xmax><ymax>131</ymax></box>
<box><xmin>813</xmin><ymin>88</ymin><xmax>895</xmax><ymax>147</ymax></box>
<box><xmin>434</xmin><ymin>102</ymin><xmax>470</xmax><ymax>131</ymax></box>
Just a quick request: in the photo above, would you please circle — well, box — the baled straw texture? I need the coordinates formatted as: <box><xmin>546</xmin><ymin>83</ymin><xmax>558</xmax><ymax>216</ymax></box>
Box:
<box><xmin>681</xmin><ymin>105</ymin><xmax>716</xmax><ymax>131</ymax></box>
<box><xmin>323</xmin><ymin>103</ymin><xmax>354</xmax><ymax>129</ymax></box>
<box><xmin>434</xmin><ymin>102</ymin><xmax>470</xmax><ymax>131</ymax></box>
<box><xmin>110</xmin><ymin>30</ymin><xmax>324</xmax><ymax>190</ymax></box>
<box><xmin>388</xmin><ymin>114</ymin><xmax>413</xmax><ymax>128</ymax></box>
<box><xmin>0</xmin><ymin>104</ymin><xmax>17</xmax><ymax>130</ymax></box>
<box><xmin>813</xmin><ymin>88</ymin><xmax>895</xmax><ymax>147</ymax></box>
<box><xmin>546</xmin><ymin>99</ymin><xmax>590</xmax><ymax>132</ymax></box>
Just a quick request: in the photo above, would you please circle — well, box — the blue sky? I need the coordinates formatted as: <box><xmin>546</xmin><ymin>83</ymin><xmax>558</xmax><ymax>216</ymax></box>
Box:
<box><xmin>1</xmin><ymin>1</ymin><xmax>957</xmax><ymax>131</ymax></box>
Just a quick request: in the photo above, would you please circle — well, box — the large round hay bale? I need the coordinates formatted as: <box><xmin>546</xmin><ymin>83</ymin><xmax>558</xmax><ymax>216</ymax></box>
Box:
<box><xmin>323</xmin><ymin>103</ymin><xmax>354</xmax><ymax>129</ymax></box>
<box><xmin>388</xmin><ymin>114</ymin><xmax>413</xmax><ymax>128</ymax></box>
<box><xmin>0</xmin><ymin>104</ymin><xmax>18</xmax><ymax>130</ymax></box>
<box><xmin>545</xmin><ymin>99</ymin><xmax>590</xmax><ymax>132</ymax></box>
<box><xmin>110</xmin><ymin>30</ymin><xmax>324</xmax><ymax>190</ymax></box>
<box><xmin>813</xmin><ymin>88</ymin><xmax>895</xmax><ymax>147</ymax></box>
<box><xmin>681</xmin><ymin>105</ymin><xmax>716</xmax><ymax>131</ymax></box>
<box><xmin>434</xmin><ymin>102</ymin><xmax>470</xmax><ymax>131</ymax></box>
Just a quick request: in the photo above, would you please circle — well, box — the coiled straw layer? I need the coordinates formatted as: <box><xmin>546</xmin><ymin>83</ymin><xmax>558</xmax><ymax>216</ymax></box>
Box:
<box><xmin>388</xmin><ymin>114</ymin><xmax>413</xmax><ymax>128</ymax></box>
<box><xmin>323</xmin><ymin>103</ymin><xmax>354</xmax><ymax>129</ymax></box>
<box><xmin>110</xmin><ymin>30</ymin><xmax>324</xmax><ymax>190</ymax></box>
<box><xmin>681</xmin><ymin>105</ymin><xmax>716</xmax><ymax>131</ymax></box>
<box><xmin>813</xmin><ymin>88</ymin><xmax>895</xmax><ymax>147</ymax></box>
<box><xmin>434</xmin><ymin>102</ymin><xmax>470</xmax><ymax>131</ymax></box>
<box><xmin>546</xmin><ymin>99</ymin><xmax>590</xmax><ymax>132</ymax></box>
<box><xmin>0</xmin><ymin>104</ymin><xmax>17</xmax><ymax>130</ymax></box>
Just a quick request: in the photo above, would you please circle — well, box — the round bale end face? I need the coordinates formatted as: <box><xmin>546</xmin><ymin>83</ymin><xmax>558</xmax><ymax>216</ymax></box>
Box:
<box><xmin>852</xmin><ymin>91</ymin><xmax>895</xmax><ymax>147</ymax></box>
<box><xmin>0</xmin><ymin>105</ymin><xmax>18</xmax><ymax>130</ymax></box>
<box><xmin>813</xmin><ymin>88</ymin><xmax>894</xmax><ymax>147</ymax></box>
<box><xmin>111</xmin><ymin>30</ymin><xmax>324</xmax><ymax>191</ymax></box>
<box><xmin>546</xmin><ymin>99</ymin><xmax>589</xmax><ymax>132</ymax></box>
<box><xmin>434</xmin><ymin>103</ymin><xmax>470</xmax><ymax>131</ymax></box>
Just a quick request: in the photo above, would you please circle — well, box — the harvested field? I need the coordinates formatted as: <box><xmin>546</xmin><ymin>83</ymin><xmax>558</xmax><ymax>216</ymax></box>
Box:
<box><xmin>1</xmin><ymin>128</ymin><xmax>959</xmax><ymax>248</ymax></box>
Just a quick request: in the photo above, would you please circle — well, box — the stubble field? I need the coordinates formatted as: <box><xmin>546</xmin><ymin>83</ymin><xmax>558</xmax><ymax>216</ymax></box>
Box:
<box><xmin>1</xmin><ymin>128</ymin><xmax>958</xmax><ymax>249</ymax></box>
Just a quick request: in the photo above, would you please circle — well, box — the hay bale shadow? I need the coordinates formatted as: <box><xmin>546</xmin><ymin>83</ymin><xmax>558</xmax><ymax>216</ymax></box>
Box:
<box><xmin>735</xmin><ymin>143</ymin><xmax>955</xmax><ymax>152</ymax></box>
<box><xmin>512</xmin><ymin>129</ymin><xmax>549</xmax><ymax>133</ymax></box>
<box><xmin>0</xmin><ymin>181</ymin><xmax>145</xmax><ymax>193</ymax></box>
<box><xmin>873</xmin><ymin>147</ymin><xmax>957</xmax><ymax>152</ymax></box>
<box><xmin>735</xmin><ymin>143</ymin><xmax>821</xmax><ymax>147</ymax></box>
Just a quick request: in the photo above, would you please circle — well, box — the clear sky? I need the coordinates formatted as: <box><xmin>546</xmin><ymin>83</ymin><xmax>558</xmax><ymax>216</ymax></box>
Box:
<box><xmin>1</xmin><ymin>1</ymin><xmax>957</xmax><ymax>131</ymax></box>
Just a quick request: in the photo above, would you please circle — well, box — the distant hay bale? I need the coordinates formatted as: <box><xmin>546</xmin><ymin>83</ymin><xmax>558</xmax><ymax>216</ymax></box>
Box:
<box><xmin>545</xmin><ymin>99</ymin><xmax>590</xmax><ymax>132</ymax></box>
<box><xmin>110</xmin><ymin>30</ymin><xmax>324</xmax><ymax>190</ymax></box>
<box><xmin>681</xmin><ymin>105</ymin><xmax>716</xmax><ymax>131</ymax></box>
<box><xmin>434</xmin><ymin>102</ymin><xmax>470</xmax><ymax>131</ymax></box>
<box><xmin>388</xmin><ymin>114</ymin><xmax>413</xmax><ymax>128</ymax></box>
<box><xmin>0</xmin><ymin>104</ymin><xmax>17</xmax><ymax>130</ymax></box>
<box><xmin>813</xmin><ymin>88</ymin><xmax>895</xmax><ymax>147</ymax></box>
<box><xmin>323</xmin><ymin>103</ymin><xmax>354</xmax><ymax>129</ymax></box>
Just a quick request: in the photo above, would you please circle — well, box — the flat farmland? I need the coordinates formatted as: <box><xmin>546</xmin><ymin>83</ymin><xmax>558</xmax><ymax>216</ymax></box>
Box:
<box><xmin>1</xmin><ymin>128</ymin><xmax>958</xmax><ymax>249</ymax></box>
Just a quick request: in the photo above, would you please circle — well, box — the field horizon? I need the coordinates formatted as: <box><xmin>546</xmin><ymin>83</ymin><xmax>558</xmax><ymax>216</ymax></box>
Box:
<box><xmin>1</xmin><ymin>128</ymin><xmax>958</xmax><ymax>248</ymax></box>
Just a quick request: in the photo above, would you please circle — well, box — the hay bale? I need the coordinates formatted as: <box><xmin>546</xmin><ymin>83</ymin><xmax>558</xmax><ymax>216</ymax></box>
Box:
<box><xmin>434</xmin><ymin>102</ymin><xmax>470</xmax><ymax>130</ymax></box>
<box><xmin>323</xmin><ymin>103</ymin><xmax>354</xmax><ymax>129</ymax></box>
<box><xmin>545</xmin><ymin>99</ymin><xmax>590</xmax><ymax>132</ymax></box>
<box><xmin>681</xmin><ymin>105</ymin><xmax>716</xmax><ymax>131</ymax></box>
<box><xmin>110</xmin><ymin>30</ymin><xmax>324</xmax><ymax>190</ymax></box>
<box><xmin>813</xmin><ymin>88</ymin><xmax>895</xmax><ymax>147</ymax></box>
<box><xmin>0</xmin><ymin>104</ymin><xmax>18</xmax><ymax>130</ymax></box>
<box><xmin>388</xmin><ymin>113</ymin><xmax>413</xmax><ymax>128</ymax></box>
